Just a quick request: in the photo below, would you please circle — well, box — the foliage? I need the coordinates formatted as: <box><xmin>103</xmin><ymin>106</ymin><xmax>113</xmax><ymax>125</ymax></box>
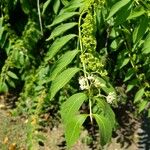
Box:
<box><xmin>0</xmin><ymin>0</ymin><xmax>150</xmax><ymax>149</ymax></box>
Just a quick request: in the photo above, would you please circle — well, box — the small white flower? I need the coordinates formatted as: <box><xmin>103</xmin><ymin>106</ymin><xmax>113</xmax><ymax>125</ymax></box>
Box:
<box><xmin>106</xmin><ymin>92</ymin><xmax>115</xmax><ymax>104</ymax></box>
<box><xmin>78</xmin><ymin>76</ymin><xmax>89</xmax><ymax>90</ymax></box>
<box><xmin>87</xmin><ymin>74</ymin><xmax>95</xmax><ymax>81</ymax></box>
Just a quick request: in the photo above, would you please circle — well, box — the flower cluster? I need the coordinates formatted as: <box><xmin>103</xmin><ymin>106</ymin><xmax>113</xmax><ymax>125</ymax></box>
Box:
<box><xmin>78</xmin><ymin>74</ymin><xmax>105</xmax><ymax>90</ymax></box>
<box><xmin>80</xmin><ymin>53</ymin><xmax>108</xmax><ymax>76</ymax></box>
<box><xmin>106</xmin><ymin>92</ymin><xmax>115</xmax><ymax>104</ymax></box>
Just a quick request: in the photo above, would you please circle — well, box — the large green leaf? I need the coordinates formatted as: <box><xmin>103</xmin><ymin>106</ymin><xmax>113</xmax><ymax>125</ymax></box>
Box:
<box><xmin>134</xmin><ymin>88</ymin><xmax>145</xmax><ymax>103</ymax></box>
<box><xmin>45</xmin><ymin>34</ymin><xmax>76</xmax><ymax>61</ymax></box>
<box><xmin>142</xmin><ymin>33</ymin><xmax>150</xmax><ymax>54</ymax></box>
<box><xmin>47</xmin><ymin>12</ymin><xmax>78</xmax><ymax>28</ymax></box>
<box><xmin>95</xmin><ymin>98</ymin><xmax>116</xmax><ymax>127</ymax></box>
<box><xmin>47</xmin><ymin>22</ymin><xmax>77</xmax><ymax>41</ymax></box>
<box><xmin>61</xmin><ymin>93</ymin><xmax>87</xmax><ymax>123</ymax></box>
<box><xmin>50</xmin><ymin>50</ymin><xmax>79</xmax><ymax>80</ymax></box>
<box><xmin>132</xmin><ymin>16</ymin><xmax>148</xmax><ymax>44</ymax></box>
<box><xmin>49</xmin><ymin>68</ymin><xmax>80</xmax><ymax>100</ymax></box>
<box><xmin>93</xmin><ymin>114</ymin><xmax>112</xmax><ymax>146</ymax></box>
<box><xmin>114</xmin><ymin>2</ymin><xmax>131</xmax><ymax>25</ymax></box>
<box><xmin>106</xmin><ymin>0</ymin><xmax>131</xmax><ymax>20</ymax></box>
<box><xmin>64</xmin><ymin>114</ymin><xmax>87</xmax><ymax>148</ymax></box>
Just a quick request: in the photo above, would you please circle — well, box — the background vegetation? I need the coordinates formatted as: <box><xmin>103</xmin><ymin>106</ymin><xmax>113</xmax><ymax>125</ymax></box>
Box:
<box><xmin>0</xmin><ymin>0</ymin><xmax>150</xmax><ymax>149</ymax></box>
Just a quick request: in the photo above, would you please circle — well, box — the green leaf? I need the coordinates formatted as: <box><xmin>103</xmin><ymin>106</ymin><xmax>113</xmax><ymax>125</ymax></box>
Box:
<box><xmin>127</xmin><ymin>8</ymin><xmax>145</xmax><ymax>20</ymax></box>
<box><xmin>0</xmin><ymin>82</ymin><xmax>8</xmax><ymax>93</ymax></box>
<box><xmin>59</xmin><ymin>0</ymin><xmax>84</xmax><ymax>14</ymax></box>
<box><xmin>119</xmin><ymin>58</ymin><xmax>130</xmax><ymax>69</ymax></box>
<box><xmin>7</xmin><ymin>79</ymin><xmax>15</xmax><ymax>88</ymax></box>
<box><xmin>114</xmin><ymin>2</ymin><xmax>131</xmax><ymax>25</ymax></box>
<box><xmin>20</xmin><ymin>0</ymin><xmax>31</xmax><ymax>14</ymax></box>
<box><xmin>126</xmin><ymin>79</ymin><xmax>138</xmax><ymax>92</ymax></box>
<box><xmin>142</xmin><ymin>33</ymin><xmax>150</xmax><ymax>54</ymax></box>
<box><xmin>53</xmin><ymin>0</ymin><xmax>60</xmax><ymax>14</ymax></box>
<box><xmin>134</xmin><ymin>88</ymin><xmax>145</xmax><ymax>103</ymax></box>
<box><xmin>42</xmin><ymin>0</ymin><xmax>52</xmax><ymax>14</ymax></box>
<box><xmin>50</xmin><ymin>50</ymin><xmax>79</xmax><ymax>80</ymax></box>
<box><xmin>7</xmin><ymin>71</ymin><xmax>19</xmax><ymax>79</ymax></box>
<box><xmin>132</xmin><ymin>16</ymin><xmax>148</xmax><ymax>44</ymax></box>
<box><xmin>45</xmin><ymin>34</ymin><xmax>76</xmax><ymax>61</ymax></box>
<box><xmin>61</xmin><ymin>0</ymin><xmax>69</xmax><ymax>6</ymax></box>
<box><xmin>65</xmin><ymin>114</ymin><xmax>87</xmax><ymax>148</ymax></box>
<box><xmin>95</xmin><ymin>98</ymin><xmax>116</xmax><ymax>127</ymax></box>
<box><xmin>61</xmin><ymin>93</ymin><xmax>87</xmax><ymax>123</ymax></box>
<box><xmin>138</xmin><ymin>100</ymin><xmax>148</xmax><ymax>113</ymax></box>
<box><xmin>124</xmin><ymin>68</ymin><xmax>134</xmax><ymax>82</ymax></box>
<box><xmin>47</xmin><ymin>12</ymin><xmax>79</xmax><ymax>28</ymax></box>
<box><xmin>106</xmin><ymin>0</ymin><xmax>131</xmax><ymax>20</ymax></box>
<box><xmin>46</xmin><ymin>22</ymin><xmax>77</xmax><ymax>41</ymax></box>
<box><xmin>50</xmin><ymin>67</ymin><xmax>80</xmax><ymax>100</ymax></box>
<box><xmin>94</xmin><ymin>114</ymin><xmax>112</xmax><ymax>146</ymax></box>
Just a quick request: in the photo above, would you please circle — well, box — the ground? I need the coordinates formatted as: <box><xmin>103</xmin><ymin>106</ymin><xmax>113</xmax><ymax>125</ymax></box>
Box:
<box><xmin>0</xmin><ymin>94</ymin><xmax>141</xmax><ymax>150</ymax></box>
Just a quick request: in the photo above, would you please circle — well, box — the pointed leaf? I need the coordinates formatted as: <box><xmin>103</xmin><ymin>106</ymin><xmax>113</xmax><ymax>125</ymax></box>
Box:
<box><xmin>42</xmin><ymin>0</ymin><xmax>52</xmax><ymax>14</ymax></box>
<box><xmin>59</xmin><ymin>0</ymin><xmax>84</xmax><ymax>14</ymax></box>
<box><xmin>47</xmin><ymin>12</ymin><xmax>78</xmax><ymax>28</ymax></box>
<box><xmin>127</xmin><ymin>8</ymin><xmax>145</xmax><ymax>20</ymax></box>
<box><xmin>124</xmin><ymin>68</ymin><xmax>134</xmax><ymax>82</ymax></box>
<box><xmin>138</xmin><ymin>100</ymin><xmax>148</xmax><ymax>113</ymax></box>
<box><xmin>61</xmin><ymin>93</ymin><xmax>87</xmax><ymax>123</ymax></box>
<box><xmin>133</xmin><ymin>16</ymin><xmax>148</xmax><ymax>44</ymax></box>
<box><xmin>50</xmin><ymin>50</ymin><xmax>79</xmax><ymax>80</ymax></box>
<box><xmin>106</xmin><ymin>0</ymin><xmax>131</xmax><ymax>20</ymax></box>
<box><xmin>95</xmin><ymin>98</ymin><xmax>115</xmax><ymax>127</ymax></box>
<box><xmin>53</xmin><ymin>0</ymin><xmax>60</xmax><ymax>14</ymax></box>
<box><xmin>50</xmin><ymin>68</ymin><xmax>80</xmax><ymax>100</ymax></box>
<box><xmin>7</xmin><ymin>71</ymin><xmax>18</xmax><ymax>79</ymax></box>
<box><xmin>142</xmin><ymin>33</ymin><xmax>150</xmax><ymax>54</ymax></box>
<box><xmin>47</xmin><ymin>22</ymin><xmax>77</xmax><ymax>40</ymax></box>
<box><xmin>45</xmin><ymin>34</ymin><xmax>76</xmax><ymax>61</ymax></box>
<box><xmin>134</xmin><ymin>88</ymin><xmax>145</xmax><ymax>103</ymax></box>
<box><xmin>0</xmin><ymin>82</ymin><xmax>8</xmax><ymax>93</ymax></box>
<box><xmin>65</xmin><ymin>114</ymin><xmax>87</xmax><ymax>148</ymax></box>
<box><xmin>94</xmin><ymin>114</ymin><xmax>112</xmax><ymax>146</ymax></box>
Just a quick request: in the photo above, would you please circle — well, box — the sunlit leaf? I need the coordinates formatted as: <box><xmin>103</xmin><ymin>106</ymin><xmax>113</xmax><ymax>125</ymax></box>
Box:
<box><xmin>106</xmin><ymin>0</ymin><xmax>131</xmax><ymax>20</ymax></box>
<box><xmin>142</xmin><ymin>33</ymin><xmax>150</xmax><ymax>54</ymax></box>
<box><xmin>7</xmin><ymin>71</ymin><xmax>19</xmax><ymax>79</ymax></box>
<box><xmin>138</xmin><ymin>100</ymin><xmax>148</xmax><ymax>113</ymax></box>
<box><xmin>134</xmin><ymin>88</ymin><xmax>145</xmax><ymax>103</ymax></box>
<box><xmin>45</xmin><ymin>34</ymin><xmax>76</xmax><ymax>61</ymax></box>
<box><xmin>47</xmin><ymin>22</ymin><xmax>77</xmax><ymax>40</ymax></box>
<box><xmin>61</xmin><ymin>93</ymin><xmax>87</xmax><ymax>123</ymax></box>
<box><xmin>50</xmin><ymin>50</ymin><xmax>79</xmax><ymax>80</ymax></box>
<box><xmin>94</xmin><ymin>114</ymin><xmax>112</xmax><ymax>146</ymax></box>
<box><xmin>50</xmin><ymin>67</ymin><xmax>80</xmax><ymax>100</ymax></box>
<box><xmin>65</xmin><ymin>114</ymin><xmax>87</xmax><ymax>148</ymax></box>
<box><xmin>53</xmin><ymin>0</ymin><xmax>60</xmax><ymax>14</ymax></box>
<box><xmin>133</xmin><ymin>16</ymin><xmax>148</xmax><ymax>44</ymax></box>
<box><xmin>47</xmin><ymin>12</ymin><xmax>79</xmax><ymax>28</ymax></box>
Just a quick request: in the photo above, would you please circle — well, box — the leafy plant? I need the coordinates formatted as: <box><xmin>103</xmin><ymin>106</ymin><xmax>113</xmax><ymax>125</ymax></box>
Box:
<box><xmin>0</xmin><ymin>0</ymin><xmax>150</xmax><ymax>149</ymax></box>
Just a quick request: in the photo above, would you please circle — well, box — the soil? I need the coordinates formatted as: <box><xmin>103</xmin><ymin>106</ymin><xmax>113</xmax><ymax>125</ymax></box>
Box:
<box><xmin>0</xmin><ymin>94</ymin><xmax>142</xmax><ymax>150</ymax></box>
